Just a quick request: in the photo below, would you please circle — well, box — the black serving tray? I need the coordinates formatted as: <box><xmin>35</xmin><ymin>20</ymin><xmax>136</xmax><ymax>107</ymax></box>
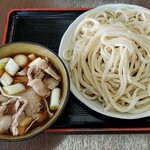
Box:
<box><xmin>3</xmin><ymin>9</ymin><xmax>150</xmax><ymax>133</ymax></box>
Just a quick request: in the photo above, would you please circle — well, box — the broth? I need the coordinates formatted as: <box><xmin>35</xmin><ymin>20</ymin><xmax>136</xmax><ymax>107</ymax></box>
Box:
<box><xmin>0</xmin><ymin>53</ymin><xmax>62</xmax><ymax>136</ymax></box>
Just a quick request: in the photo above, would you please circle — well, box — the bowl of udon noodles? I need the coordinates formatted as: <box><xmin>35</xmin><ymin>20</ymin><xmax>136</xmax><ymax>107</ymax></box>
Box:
<box><xmin>59</xmin><ymin>4</ymin><xmax>150</xmax><ymax>119</ymax></box>
<box><xmin>0</xmin><ymin>42</ymin><xmax>69</xmax><ymax>141</ymax></box>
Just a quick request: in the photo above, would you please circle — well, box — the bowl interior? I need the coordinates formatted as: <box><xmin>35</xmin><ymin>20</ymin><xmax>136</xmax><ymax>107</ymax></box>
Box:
<box><xmin>0</xmin><ymin>42</ymin><xmax>69</xmax><ymax>141</ymax></box>
<box><xmin>58</xmin><ymin>4</ymin><xmax>150</xmax><ymax>119</ymax></box>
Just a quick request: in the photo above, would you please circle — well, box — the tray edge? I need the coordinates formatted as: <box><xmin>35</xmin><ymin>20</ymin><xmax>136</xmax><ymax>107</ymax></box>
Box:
<box><xmin>2</xmin><ymin>7</ymin><xmax>91</xmax><ymax>45</ymax></box>
<box><xmin>3</xmin><ymin>8</ymin><xmax>150</xmax><ymax>134</ymax></box>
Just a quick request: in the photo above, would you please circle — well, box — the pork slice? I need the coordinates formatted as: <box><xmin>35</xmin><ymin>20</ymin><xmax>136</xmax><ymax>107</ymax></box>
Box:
<box><xmin>0</xmin><ymin>105</ymin><xmax>7</xmax><ymax>117</ymax></box>
<box><xmin>28</xmin><ymin>79</ymin><xmax>50</xmax><ymax>97</ymax></box>
<box><xmin>27</xmin><ymin>67</ymin><xmax>33</xmax><ymax>82</ymax></box>
<box><xmin>43</xmin><ymin>78</ymin><xmax>60</xmax><ymax>90</ymax></box>
<box><xmin>25</xmin><ymin>103</ymin><xmax>42</xmax><ymax>117</ymax></box>
<box><xmin>27</xmin><ymin>67</ymin><xmax>45</xmax><ymax>82</ymax></box>
<box><xmin>11</xmin><ymin>99</ymin><xmax>27</xmax><ymax>136</ymax></box>
<box><xmin>44</xmin><ymin>67</ymin><xmax>61</xmax><ymax>80</ymax></box>
<box><xmin>15</xmin><ymin>88</ymin><xmax>42</xmax><ymax>117</ymax></box>
<box><xmin>14</xmin><ymin>100</ymin><xmax>20</xmax><ymax>112</ymax></box>
<box><xmin>29</xmin><ymin>57</ymin><xmax>48</xmax><ymax>70</ymax></box>
<box><xmin>35</xmin><ymin>58</ymin><xmax>48</xmax><ymax>70</ymax></box>
<box><xmin>0</xmin><ymin>94</ymin><xmax>9</xmax><ymax>103</ymax></box>
<box><xmin>34</xmin><ymin>69</ymin><xmax>45</xmax><ymax>79</ymax></box>
<box><xmin>2</xmin><ymin>98</ymin><xmax>17</xmax><ymax>106</ymax></box>
<box><xmin>0</xmin><ymin>86</ymin><xmax>44</xmax><ymax>135</ymax></box>
<box><xmin>0</xmin><ymin>86</ymin><xmax>51</xmax><ymax>135</ymax></box>
<box><xmin>0</xmin><ymin>87</ymin><xmax>28</xmax><ymax>135</ymax></box>
<box><xmin>0</xmin><ymin>86</ymin><xmax>23</xmax><ymax>115</ymax></box>
<box><xmin>11</xmin><ymin>112</ymin><xmax>25</xmax><ymax>136</ymax></box>
<box><xmin>17</xmin><ymin>88</ymin><xmax>41</xmax><ymax>104</ymax></box>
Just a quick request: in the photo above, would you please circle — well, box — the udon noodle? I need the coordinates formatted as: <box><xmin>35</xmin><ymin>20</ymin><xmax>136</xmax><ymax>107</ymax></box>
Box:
<box><xmin>63</xmin><ymin>7</ymin><xmax>150</xmax><ymax>113</ymax></box>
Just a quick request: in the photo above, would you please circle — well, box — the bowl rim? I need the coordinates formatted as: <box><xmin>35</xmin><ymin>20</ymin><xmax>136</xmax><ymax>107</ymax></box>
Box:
<box><xmin>58</xmin><ymin>4</ymin><xmax>150</xmax><ymax>120</ymax></box>
<box><xmin>0</xmin><ymin>42</ymin><xmax>70</xmax><ymax>141</ymax></box>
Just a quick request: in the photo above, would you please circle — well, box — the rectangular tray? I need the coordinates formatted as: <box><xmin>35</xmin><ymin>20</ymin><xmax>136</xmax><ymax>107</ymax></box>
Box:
<box><xmin>3</xmin><ymin>8</ymin><xmax>150</xmax><ymax>133</ymax></box>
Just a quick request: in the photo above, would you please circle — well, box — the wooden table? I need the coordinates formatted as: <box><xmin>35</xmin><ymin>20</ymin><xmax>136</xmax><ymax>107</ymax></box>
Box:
<box><xmin>0</xmin><ymin>0</ymin><xmax>150</xmax><ymax>150</ymax></box>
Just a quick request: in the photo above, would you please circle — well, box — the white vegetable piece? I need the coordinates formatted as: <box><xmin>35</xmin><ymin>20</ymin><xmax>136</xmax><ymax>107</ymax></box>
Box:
<box><xmin>0</xmin><ymin>57</ymin><xmax>10</xmax><ymax>69</ymax></box>
<box><xmin>28</xmin><ymin>57</ymin><xmax>42</xmax><ymax>67</ymax></box>
<box><xmin>28</xmin><ymin>54</ymin><xmax>36</xmax><ymax>61</ymax></box>
<box><xmin>5</xmin><ymin>58</ymin><xmax>20</xmax><ymax>76</ymax></box>
<box><xmin>0</xmin><ymin>115</ymin><xmax>12</xmax><ymax>133</ymax></box>
<box><xmin>3</xmin><ymin>83</ymin><xmax>26</xmax><ymax>95</ymax></box>
<box><xmin>0</xmin><ymin>57</ymin><xmax>10</xmax><ymax>63</ymax></box>
<box><xmin>50</xmin><ymin>88</ymin><xmax>61</xmax><ymax>110</ymax></box>
<box><xmin>13</xmin><ymin>54</ymin><xmax>29</xmax><ymax>67</ymax></box>
<box><xmin>0</xmin><ymin>72</ymin><xmax>14</xmax><ymax>86</ymax></box>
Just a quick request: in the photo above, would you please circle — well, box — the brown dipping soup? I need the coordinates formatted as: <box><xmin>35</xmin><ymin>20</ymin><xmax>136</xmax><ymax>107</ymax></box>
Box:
<box><xmin>0</xmin><ymin>53</ymin><xmax>62</xmax><ymax>136</ymax></box>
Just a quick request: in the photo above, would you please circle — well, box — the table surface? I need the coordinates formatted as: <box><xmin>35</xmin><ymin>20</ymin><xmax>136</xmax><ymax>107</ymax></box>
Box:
<box><xmin>0</xmin><ymin>0</ymin><xmax>150</xmax><ymax>150</ymax></box>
